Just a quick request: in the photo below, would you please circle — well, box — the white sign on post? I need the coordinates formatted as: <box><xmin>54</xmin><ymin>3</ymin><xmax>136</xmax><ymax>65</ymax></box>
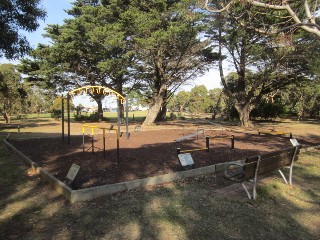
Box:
<box><xmin>178</xmin><ymin>153</ymin><xmax>194</xmax><ymax>168</ymax></box>
<box><xmin>290</xmin><ymin>138</ymin><xmax>300</xmax><ymax>147</ymax></box>
<box><xmin>66</xmin><ymin>163</ymin><xmax>80</xmax><ymax>185</ymax></box>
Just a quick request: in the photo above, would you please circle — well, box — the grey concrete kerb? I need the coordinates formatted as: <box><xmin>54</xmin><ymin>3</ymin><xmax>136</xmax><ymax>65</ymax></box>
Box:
<box><xmin>4</xmin><ymin>133</ymin><xmax>318</xmax><ymax>203</ymax></box>
<box><xmin>3</xmin><ymin>134</ymin><xmax>239</xmax><ymax>203</ymax></box>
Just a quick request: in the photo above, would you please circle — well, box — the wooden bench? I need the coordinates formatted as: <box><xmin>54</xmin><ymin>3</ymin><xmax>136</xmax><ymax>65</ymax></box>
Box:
<box><xmin>224</xmin><ymin>146</ymin><xmax>300</xmax><ymax>200</ymax></box>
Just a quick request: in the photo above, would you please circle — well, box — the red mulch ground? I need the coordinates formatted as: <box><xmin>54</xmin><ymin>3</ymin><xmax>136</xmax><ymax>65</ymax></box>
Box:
<box><xmin>9</xmin><ymin>128</ymin><xmax>319</xmax><ymax>189</ymax></box>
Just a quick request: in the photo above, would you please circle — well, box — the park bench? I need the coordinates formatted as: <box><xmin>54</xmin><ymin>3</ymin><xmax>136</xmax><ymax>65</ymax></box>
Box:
<box><xmin>224</xmin><ymin>145</ymin><xmax>300</xmax><ymax>200</ymax></box>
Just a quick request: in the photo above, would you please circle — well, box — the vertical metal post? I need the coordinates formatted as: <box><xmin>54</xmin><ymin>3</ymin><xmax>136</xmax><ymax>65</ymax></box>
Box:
<box><xmin>290</xmin><ymin>132</ymin><xmax>293</xmax><ymax>139</ymax></box>
<box><xmin>125</xmin><ymin>95</ymin><xmax>129</xmax><ymax>140</ymax></box>
<box><xmin>82</xmin><ymin>125</ymin><xmax>85</xmax><ymax>152</ymax></box>
<box><xmin>67</xmin><ymin>93</ymin><xmax>70</xmax><ymax>145</ymax></box>
<box><xmin>62</xmin><ymin>95</ymin><xmax>64</xmax><ymax>142</ymax></box>
<box><xmin>103</xmin><ymin>128</ymin><xmax>106</xmax><ymax>159</ymax></box>
<box><xmin>206</xmin><ymin>136</ymin><xmax>210</xmax><ymax>152</ymax></box>
<box><xmin>177</xmin><ymin>148</ymin><xmax>181</xmax><ymax>155</ymax></box>
<box><xmin>117</xmin><ymin>100</ymin><xmax>121</xmax><ymax>138</ymax></box>
<box><xmin>231</xmin><ymin>134</ymin><xmax>235</xmax><ymax>149</ymax></box>
<box><xmin>116</xmin><ymin>129</ymin><xmax>120</xmax><ymax>164</ymax></box>
<box><xmin>91</xmin><ymin>127</ymin><xmax>94</xmax><ymax>154</ymax></box>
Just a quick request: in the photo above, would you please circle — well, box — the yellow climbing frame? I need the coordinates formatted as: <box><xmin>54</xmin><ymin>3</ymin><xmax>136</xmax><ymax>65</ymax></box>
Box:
<box><xmin>68</xmin><ymin>86</ymin><xmax>126</xmax><ymax>104</ymax></box>
<box><xmin>63</xmin><ymin>85</ymin><xmax>129</xmax><ymax>147</ymax></box>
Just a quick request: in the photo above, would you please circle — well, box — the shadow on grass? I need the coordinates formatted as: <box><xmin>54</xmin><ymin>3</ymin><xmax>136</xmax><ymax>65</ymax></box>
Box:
<box><xmin>1</xmin><ymin>133</ymin><xmax>320</xmax><ymax>239</ymax></box>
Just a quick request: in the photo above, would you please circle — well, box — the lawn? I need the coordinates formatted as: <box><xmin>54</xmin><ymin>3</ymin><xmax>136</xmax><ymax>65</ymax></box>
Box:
<box><xmin>0</xmin><ymin>118</ymin><xmax>319</xmax><ymax>239</ymax></box>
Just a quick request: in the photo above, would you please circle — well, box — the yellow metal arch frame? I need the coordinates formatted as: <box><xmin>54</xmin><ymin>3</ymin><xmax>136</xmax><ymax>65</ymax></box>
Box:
<box><xmin>68</xmin><ymin>86</ymin><xmax>126</xmax><ymax>104</ymax></box>
<box><xmin>62</xmin><ymin>85</ymin><xmax>130</xmax><ymax>146</ymax></box>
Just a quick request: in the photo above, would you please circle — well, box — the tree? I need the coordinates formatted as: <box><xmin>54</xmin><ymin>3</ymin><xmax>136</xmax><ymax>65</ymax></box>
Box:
<box><xmin>208</xmin><ymin>88</ymin><xmax>225</xmax><ymax>120</ymax></box>
<box><xmin>0</xmin><ymin>0</ymin><xmax>46</xmax><ymax>59</ymax></box>
<box><xmin>282</xmin><ymin>80</ymin><xmax>320</xmax><ymax>119</ymax></box>
<box><xmin>168</xmin><ymin>90</ymin><xmax>191</xmax><ymax>115</ymax></box>
<box><xmin>189</xmin><ymin>85</ymin><xmax>210</xmax><ymax>114</ymax></box>
<box><xmin>206</xmin><ymin>5</ymin><xmax>315</xmax><ymax>127</ymax></box>
<box><xmin>20</xmin><ymin>0</ymin><xmax>134</xmax><ymax>120</ymax></box>
<box><xmin>121</xmin><ymin>0</ymin><xmax>216</xmax><ymax>125</ymax></box>
<box><xmin>203</xmin><ymin>0</ymin><xmax>320</xmax><ymax>38</ymax></box>
<box><xmin>25</xmin><ymin>85</ymin><xmax>54</xmax><ymax>116</ymax></box>
<box><xmin>0</xmin><ymin>64</ymin><xmax>27</xmax><ymax>123</ymax></box>
<box><xmin>50</xmin><ymin>96</ymin><xmax>75</xmax><ymax>120</ymax></box>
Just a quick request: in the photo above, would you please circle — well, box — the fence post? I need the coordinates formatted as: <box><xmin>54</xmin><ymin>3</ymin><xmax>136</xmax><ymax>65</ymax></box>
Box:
<box><xmin>62</xmin><ymin>95</ymin><xmax>64</xmax><ymax>142</ymax></box>
<box><xmin>206</xmin><ymin>136</ymin><xmax>210</xmax><ymax>152</ymax></box>
<box><xmin>231</xmin><ymin>134</ymin><xmax>235</xmax><ymax>149</ymax></box>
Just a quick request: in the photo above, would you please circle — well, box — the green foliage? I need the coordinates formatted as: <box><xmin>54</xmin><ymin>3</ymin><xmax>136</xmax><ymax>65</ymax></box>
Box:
<box><xmin>251</xmin><ymin>99</ymin><xmax>285</xmax><ymax>120</ymax></box>
<box><xmin>0</xmin><ymin>0</ymin><xmax>46</xmax><ymax>59</ymax></box>
<box><xmin>126</xmin><ymin>89</ymin><xmax>149</xmax><ymax>111</ymax></box>
<box><xmin>281</xmin><ymin>80</ymin><xmax>320</xmax><ymax>119</ymax></box>
<box><xmin>50</xmin><ymin>109</ymin><xmax>62</xmax><ymax>120</ymax></box>
<box><xmin>189</xmin><ymin>85</ymin><xmax>210</xmax><ymax>114</ymax></box>
<box><xmin>49</xmin><ymin>96</ymin><xmax>75</xmax><ymax>120</ymax></box>
<box><xmin>205</xmin><ymin>5</ymin><xmax>317</xmax><ymax>126</ymax></box>
<box><xmin>0</xmin><ymin>64</ymin><xmax>28</xmax><ymax>122</ymax></box>
<box><xmin>169</xmin><ymin>112</ymin><xmax>177</xmax><ymax>120</ymax></box>
<box><xmin>167</xmin><ymin>90</ymin><xmax>190</xmax><ymax>112</ymax></box>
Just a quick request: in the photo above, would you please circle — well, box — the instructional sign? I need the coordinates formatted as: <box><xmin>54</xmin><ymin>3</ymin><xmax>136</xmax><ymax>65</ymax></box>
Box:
<box><xmin>178</xmin><ymin>153</ymin><xmax>194</xmax><ymax>167</ymax></box>
<box><xmin>290</xmin><ymin>138</ymin><xmax>300</xmax><ymax>147</ymax></box>
<box><xmin>66</xmin><ymin>163</ymin><xmax>80</xmax><ymax>183</ymax></box>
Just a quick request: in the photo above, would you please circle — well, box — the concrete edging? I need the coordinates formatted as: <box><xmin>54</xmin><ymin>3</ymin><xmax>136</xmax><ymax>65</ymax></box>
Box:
<box><xmin>4</xmin><ymin>135</ymin><xmax>318</xmax><ymax>203</ymax></box>
<box><xmin>4</xmin><ymin>136</ymin><xmax>232</xmax><ymax>203</ymax></box>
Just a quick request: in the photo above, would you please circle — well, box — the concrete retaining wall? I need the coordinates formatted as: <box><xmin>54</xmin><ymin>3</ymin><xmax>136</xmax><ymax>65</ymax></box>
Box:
<box><xmin>5</xmin><ymin>137</ymin><xmax>234</xmax><ymax>203</ymax></box>
<box><xmin>4</xmin><ymin>135</ymin><xmax>317</xmax><ymax>203</ymax></box>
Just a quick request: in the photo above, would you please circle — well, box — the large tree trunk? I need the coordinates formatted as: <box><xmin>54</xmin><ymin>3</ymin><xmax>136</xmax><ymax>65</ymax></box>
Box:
<box><xmin>2</xmin><ymin>112</ymin><xmax>10</xmax><ymax>123</ymax></box>
<box><xmin>97</xmin><ymin>100</ymin><xmax>103</xmax><ymax>121</ymax></box>
<box><xmin>156</xmin><ymin>104</ymin><xmax>167</xmax><ymax>121</ymax></box>
<box><xmin>143</xmin><ymin>84</ymin><xmax>167</xmax><ymax>126</ymax></box>
<box><xmin>90</xmin><ymin>94</ymin><xmax>104</xmax><ymax>121</ymax></box>
<box><xmin>235</xmin><ymin>103</ymin><xmax>253</xmax><ymax>127</ymax></box>
<box><xmin>156</xmin><ymin>88</ymin><xmax>168</xmax><ymax>121</ymax></box>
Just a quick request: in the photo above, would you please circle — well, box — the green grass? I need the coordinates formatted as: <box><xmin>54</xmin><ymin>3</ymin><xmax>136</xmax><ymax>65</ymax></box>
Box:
<box><xmin>103</xmin><ymin>110</ymin><xmax>148</xmax><ymax>121</ymax></box>
<box><xmin>0</xmin><ymin>132</ymin><xmax>319</xmax><ymax>239</ymax></box>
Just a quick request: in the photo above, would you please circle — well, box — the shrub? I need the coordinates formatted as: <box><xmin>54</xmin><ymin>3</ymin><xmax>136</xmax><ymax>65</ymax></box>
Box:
<box><xmin>51</xmin><ymin>109</ymin><xmax>62</xmax><ymax>120</ymax></box>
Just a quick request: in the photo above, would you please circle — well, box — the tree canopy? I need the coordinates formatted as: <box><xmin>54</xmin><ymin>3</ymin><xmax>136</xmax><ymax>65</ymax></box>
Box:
<box><xmin>203</xmin><ymin>0</ymin><xmax>320</xmax><ymax>38</ymax></box>
<box><xmin>20</xmin><ymin>0</ymin><xmax>216</xmax><ymax>124</ymax></box>
<box><xmin>204</xmin><ymin>1</ymin><xmax>318</xmax><ymax>126</ymax></box>
<box><xmin>0</xmin><ymin>0</ymin><xmax>46</xmax><ymax>59</ymax></box>
<box><xmin>0</xmin><ymin>64</ymin><xmax>27</xmax><ymax>122</ymax></box>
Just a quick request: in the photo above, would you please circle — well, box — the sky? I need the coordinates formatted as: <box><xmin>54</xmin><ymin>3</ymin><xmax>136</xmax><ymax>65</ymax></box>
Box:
<box><xmin>1</xmin><ymin>0</ymin><xmax>222</xmax><ymax>106</ymax></box>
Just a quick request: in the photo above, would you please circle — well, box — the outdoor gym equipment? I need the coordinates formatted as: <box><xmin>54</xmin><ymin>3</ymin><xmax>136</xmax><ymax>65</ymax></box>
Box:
<box><xmin>174</xmin><ymin>130</ymin><xmax>205</xmax><ymax>143</ymax></box>
<box><xmin>61</xmin><ymin>86</ymin><xmax>129</xmax><ymax>145</ymax></box>
<box><xmin>207</xmin><ymin>135</ymin><xmax>235</xmax><ymax>149</ymax></box>
<box><xmin>258</xmin><ymin>130</ymin><xmax>293</xmax><ymax>138</ymax></box>
<box><xmin>82</xmin><ymin>124</ymin><xmax>120</xmax><ymax>164</ymax></box>
<box><xmin>177</xmin><ymin>136</ymin><xmax>210</xmax><ymax>154</ymax></box>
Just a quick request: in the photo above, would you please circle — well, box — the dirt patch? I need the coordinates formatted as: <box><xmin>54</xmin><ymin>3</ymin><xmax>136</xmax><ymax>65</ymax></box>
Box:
<box><xmin>9</xmin><ymin>128</ymin><xmax>319</xmax><ymax>189</ymax></box>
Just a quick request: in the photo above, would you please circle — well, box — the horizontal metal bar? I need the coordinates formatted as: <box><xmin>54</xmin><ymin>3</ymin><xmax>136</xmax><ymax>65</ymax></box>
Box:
<box><xmin>180</xmin><ymin>148</ymin><xmax>208</xmax><ymax>153</ymax></box>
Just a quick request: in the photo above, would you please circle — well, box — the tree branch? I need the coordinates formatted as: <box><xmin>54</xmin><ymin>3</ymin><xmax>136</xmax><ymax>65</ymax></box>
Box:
<box><xmin>203</xmin><ymin>0</ymin><xmax>320</xmax><ymax>38</ymax></box>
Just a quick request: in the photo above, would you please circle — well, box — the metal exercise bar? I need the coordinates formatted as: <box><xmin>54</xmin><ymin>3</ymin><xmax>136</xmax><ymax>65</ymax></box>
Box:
<box><xmin>208</xmin><ymin>135</ymin><xmax>235</xmax><ymax>149</ymax></box>
<box><xmin>177</xmin><ymin>136</ymin><xmax>210</xmax><ymax>154</ymax></box>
